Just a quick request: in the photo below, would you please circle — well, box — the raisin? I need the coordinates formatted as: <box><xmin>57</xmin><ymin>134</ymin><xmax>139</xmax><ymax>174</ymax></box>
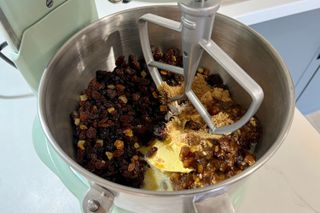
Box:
<box><xmin>96</xmin><ymin>70</ymin><xmax>110</xmax><ymax>83</ymax></box>
<box><xmin>115</xmin><ymin>56</ymin><xmax>126</xmax><ymax>67</ymax></box>
<box><xmin>106</xmin><ymin>89</ymin><xmax>117</xmax><ymax>99</ymax></box>
<box><xmin>152</xmin><ymin>47</ymin><xmax>163</xmax><ymax>61</ymax></box>
<box><xmin>120</xmin><ymin>115</ymin><xmax>134</xmax><ymax>124</ymax></box>
<box><xmin>207</xmin><ymin>74</ymin><xmax>223</xmax><ymax>87</ymax></box>
<box><xmin>153</xmin><ymin>122</ymin><xmax>167</xmax><ymax>140</ymax></box>
<box><xmin>98</xmin><ymin>128</ymin><xmax>109</xmax><ymax>139</ymax></box>
<box><xmin>92</xmin><ymin>91</ymin><xmax>102</xmax><ymax>100</ymax></box>
<box><xmin>113</xmin><ymin>149</ymin><xmax>124</xmax><ymax>157</ymax></box>
<box><xmin>184</xmin><ymin>120</ymin><xmax>202</xmax><ymax>130</ymax></box>
<box><xmin>129</xmin><ymin>55</ymin><xmax>141</xmax><ymax>71</ymax></box>
<box><xmin>86</xmin><ymin>127</ymin><xmax>97</xmax><ymax>139</ymax></box>
<box><xmin>132</xmin><ymin>93</ymin><xmax>140</xmax><ymax>102</ymax></box>
<box><xmin>95</xmin><ymin>160</ymin><xmax>108</xmax><ymax>170</ymax></box>
<box><xmin>98</xmin><ymin>119</ymin><xmax>114</xmax><ymax>128</ymax></box>
<box><xmin>146</xmin><ymin>147</ymin><xmax>158</xmax><ymax>158</ymax></box>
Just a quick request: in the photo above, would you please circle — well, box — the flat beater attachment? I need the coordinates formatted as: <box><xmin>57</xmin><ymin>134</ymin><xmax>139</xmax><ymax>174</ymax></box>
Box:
<box><xmin>138</xmin><ymin>0</ymin><xmax>264</xmax><ymax>134</ymax></box>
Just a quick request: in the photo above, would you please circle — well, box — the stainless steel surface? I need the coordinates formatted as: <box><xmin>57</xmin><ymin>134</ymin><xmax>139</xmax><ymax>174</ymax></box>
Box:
<box><xmin>38</xmin><ymin>5</ymin><xmax>295</xmax><ymax>213</ymax></box>
<box><xmin>138</xmin><ymin>0</ymin><xmax>263</xmax><ymax>134</ymax></box>
<box><xmin>87</xmin><ymin>200</ymin><xmax>100</xmax><ymax>212</ymax></box>
<box><xmin>193</xmin><ymin>193</ymin><xmax>235</xmax><ymax>213</ymax></box>
<box><xmin>83</xmin><ymin>184</ymin><xmax>114</xmax><ymax>213</ymax></box>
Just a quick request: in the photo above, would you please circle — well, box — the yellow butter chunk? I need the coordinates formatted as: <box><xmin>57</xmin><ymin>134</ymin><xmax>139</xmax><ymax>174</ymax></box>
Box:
<box><xmin>146</xmin><ymin>130</ymin><xmax>193</xmax><ymax>173</ymax></box>
<box><xmin>143</xmin><ymin>166</ymin><xmax>173</xmax><ymax>191</ymax></box>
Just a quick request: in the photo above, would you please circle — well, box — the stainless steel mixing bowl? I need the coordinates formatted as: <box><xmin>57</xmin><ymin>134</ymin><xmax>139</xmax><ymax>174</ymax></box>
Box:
<box><xmin>38</xmin><ymin>5</ymin><xmax>295</xmax><ymax>213</ymax></box>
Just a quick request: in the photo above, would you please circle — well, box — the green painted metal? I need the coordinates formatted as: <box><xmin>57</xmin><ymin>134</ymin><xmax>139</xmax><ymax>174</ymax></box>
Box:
<box><xmin>33</xmin><ymin>116</ymin><xmax>90</xmax><ymax>202</ymax></box>
<box><xmin>0</xmin><ymin>0</ymin><xmax>67</xmax><ymax>47</ymax></box>
<box><xmin>12</xmin><ymin>0</ymin><xmax>99</xmax><ymax>207</ymax></box>
<box><xmin>9</xmin><ymin>0</ymin><xmax>97</xmax><ymax>92</ymax></box>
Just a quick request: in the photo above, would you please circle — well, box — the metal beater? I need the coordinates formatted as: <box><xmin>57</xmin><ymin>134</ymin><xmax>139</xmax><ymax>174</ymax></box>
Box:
<box><xmin>137</xmin><ymin>0</ymin><xmax>264</xmax><ymax>134</ymax></box>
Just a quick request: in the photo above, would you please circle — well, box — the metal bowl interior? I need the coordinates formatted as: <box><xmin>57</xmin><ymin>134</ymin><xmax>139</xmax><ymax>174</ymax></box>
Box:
<box><xmin>39</xmin><ymin>6</ymin><xmax>295</xmax><ymax>195</ymax></box>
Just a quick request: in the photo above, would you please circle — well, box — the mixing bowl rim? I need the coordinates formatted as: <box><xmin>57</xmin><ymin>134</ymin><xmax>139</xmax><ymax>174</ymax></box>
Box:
<box><xmin>38</xmin><ymin>5</ymin><xmax>295</xmax><ymax>196</ymax></box>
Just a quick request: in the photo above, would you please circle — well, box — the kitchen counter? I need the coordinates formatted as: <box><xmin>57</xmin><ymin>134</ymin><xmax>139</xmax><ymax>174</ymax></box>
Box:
<box><xmin>95</xmin><ymin>0</ymin><xmax>320</xmax><ymax>25</ymax></box>
<box><xmin>1</xmin><ymin>0</ymin><xmax>320</xmax><ymax>212</ymax></box>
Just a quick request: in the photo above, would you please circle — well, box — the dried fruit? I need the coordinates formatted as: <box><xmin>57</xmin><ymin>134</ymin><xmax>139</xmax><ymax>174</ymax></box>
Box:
<box><xmin>118</xmin><ymin>95</ymin><xmax>128</xmax><ymax>104</ymax></box>
<box><xmin>116</xmin><ymin>84</ymin><xmax>126</xmax><ymax>92</ymax></box>
<box><xmin>132</xmin><ymin>93</ymin><xmax>140</xmax><ymax>102</ymax></box>
<box><xmin>134</xmin><ymin>143</ymin><xmax>140</xmax><ymax>149</ymax></box>
<box><xmin>80</xmin><ymin>95</ymin><xmax>88</xmax><ymax>101</ymax></box>
<box><xmin>128</xmin><ymin>163</ymin><xmax>136</xmax><ymax>172</ymax></box>
<box><xmin>114</xmin><ymin>140</ymin><xmax>125</xmax><ymax>150</ymax></box>
<box><xmin>244</xmin><ymin>154</ymin><xmax>255</xmax><ymax>166</ymax></box>
<box><xmin>123</xmin><ymin>128</ymin><xmax>133</xmax><ymax>137</ymax></box>
<box><xmin>152</xmin><ymin>47</ymin><xmax>163</xmax><ymax>61</ymax></box>
<box><xmin>207</xmin><ymin>74</ymin><xmax>223</xmax><ymax>87</ymax></box>
<box><xmin>96</xmin><ymin>70</ymin><xmax>110</xmax><ymax>83</ymax></box>
<box><xmin>184</xmin><ymin>120</ymin><xmax>201</xmax><ymax>130</ymax></box>
<box><xmin>160</xmin><ymin>70</ymin><xmax>168</xmax><ymax>75</ymax></box>
<box><xmin>107</xmin><ymin>84</ymin><xmax>115</xmax><ymax>89</ymax></box>
<box><xmin>96</xmin><ymin>139</ymin><xmax>104</xmax><ymax>147</ymax></box>
<box><xmin>113</xmin><ymin>149</ymin><xmax>124</xmax><ymax>157</ymax></box>
<box><xmin>159</xmin><ymin>105</ymin><xmax>168</xmax><ymax>112</ymax></box>
<box><xmin>86</xmin><ymin>127</ymin><xmax>97</xmax><ymax>139</ymax></box>
<box><xmin>146</xmin><ymin>147</ymin><xmax>158</xmax><ymax>158</ymax></box>
<box><xmin>77</xmin><ymin>140</ymin><xmax>86</xmax><ymax>150</ymax></box>
<box><xmin>106</xmin><ymin>89</ymin><xmax>117</xmax><ymax>99</ymax></box>
<box><xmin>105</xmin><ymin>151</ymin><xmax>113</xmax><ymax>160</ymax></box>
<box><xmin>153</xmin><ymin>122</ymin><xmax>167</xmax><ymax>141</ymax></box>
<box><xmin>79</xmin><ymin>124</ymin><xmax>88</xmax><ymax>130</ymax></box>
<box><xmin>74</xmin><ymin>118</ymin><xmax>80</xmax><ymax>126</ymax></box>
<box><xmin>107</xmin><ymin>107</ymin><xmax>116</xmax><ymax>114</ymax></box>
<box><xmin>141</xmin><ymin>71</ymin><xmax>147</xmax><ymax>78</ymax></box>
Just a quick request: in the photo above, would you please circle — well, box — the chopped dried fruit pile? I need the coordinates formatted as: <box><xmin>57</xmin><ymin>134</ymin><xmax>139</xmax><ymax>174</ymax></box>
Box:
<box><xmin>71</xmin><ymin>54</ymin><xmax>173</xmax><ymax>187</ymax></box>
<box><xmin>71</xmin><ymin>47</ymin><xmax>261</xmax><ymax>190</ymax></box>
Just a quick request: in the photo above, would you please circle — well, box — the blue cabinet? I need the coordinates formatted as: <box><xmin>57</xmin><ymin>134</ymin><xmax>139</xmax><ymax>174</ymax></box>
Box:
<box><xmin>251</xmin><ymin>9</ymin><xmax>320</xmax><ymax>115</ymax></box>
<box><xmin>296</xmin><ymin>65</ymin><xmax>320</xmax><ymax>114</ymax></box>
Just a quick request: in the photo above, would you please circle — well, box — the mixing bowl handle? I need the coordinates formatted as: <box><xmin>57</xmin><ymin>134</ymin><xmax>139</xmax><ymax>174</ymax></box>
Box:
<box><xmin>82</xmin><ymin>183</ymin><xmax>114</xmax><ymax>213</ymax></box>
<box><xmin>193</xmin><ymin>192</ymin><xmax>235</xmax><ymax>213</ymax></box>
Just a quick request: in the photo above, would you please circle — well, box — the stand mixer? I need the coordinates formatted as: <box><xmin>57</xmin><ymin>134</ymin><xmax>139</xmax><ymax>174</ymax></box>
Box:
<box><xmin>0</xmin><ymin>1</ymin><xmax>295</xmax><ymax>213</ymax></box>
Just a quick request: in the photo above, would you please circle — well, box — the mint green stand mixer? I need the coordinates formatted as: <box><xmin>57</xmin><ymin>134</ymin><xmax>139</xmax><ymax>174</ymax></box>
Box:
<box><xmin>0</xmin><ymin>0</ymin><xmax>102</xmax><ymax>211</ymax></box>
<box><xmin>0</xmin><ymin>0</ymin><xmax>294</xmax><ymax>213</ymax></box>
<box><xmin>0</xmin><ymin>1</ymin><xmax>244</xmax><ymax>212</ymax></box>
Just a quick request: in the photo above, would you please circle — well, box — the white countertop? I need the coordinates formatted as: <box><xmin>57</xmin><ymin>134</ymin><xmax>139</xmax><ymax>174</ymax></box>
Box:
<box><xmin>94</xmin><ymin>0</ymin><xmax>320</xmax><ymax>25</ymax></box>
<box><xmin>1</xmin><ymin>1</ymin><xmax>320</xmax><ymax>213</ymax></box>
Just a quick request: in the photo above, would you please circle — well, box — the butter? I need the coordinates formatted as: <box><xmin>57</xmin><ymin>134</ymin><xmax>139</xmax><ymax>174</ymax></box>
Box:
<box><xmin>145</xmin><ymin>120</ymin><xmax>222</xmax><ymax>174</ymax></box>
<box><xmin>143</xmin><ymin>166</ymin><xmax>173</xmax><ymax>191</ymax></box>
<box><xmin>146</xmin><ymin>137</ymin><xmax>193</xmax><ymax>173</ymax></box>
